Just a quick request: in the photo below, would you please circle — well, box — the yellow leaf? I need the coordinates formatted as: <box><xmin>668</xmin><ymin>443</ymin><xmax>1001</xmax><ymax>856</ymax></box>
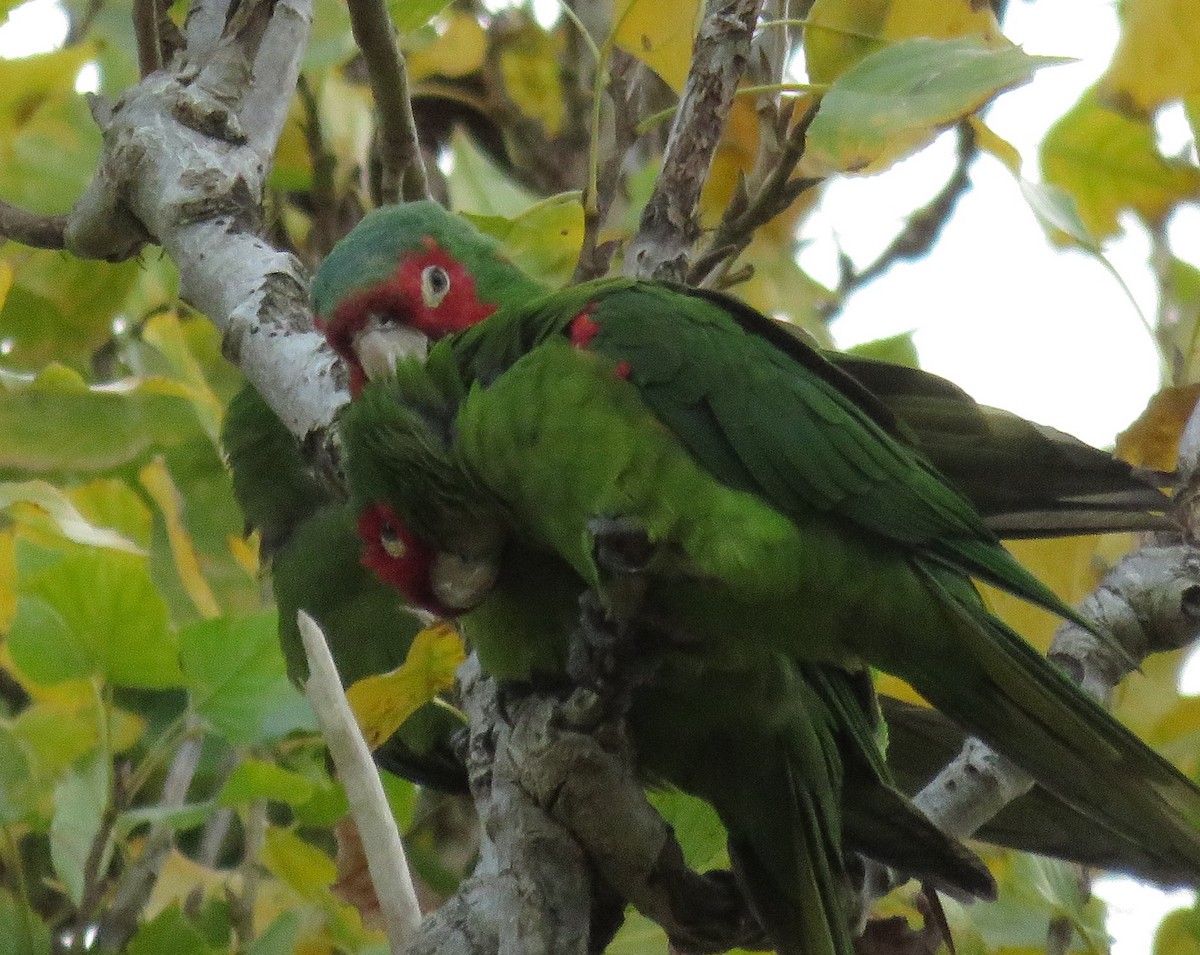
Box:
<box><xmin>345</xmin><ymin>622</ymin><xmax>465</xmax><ymax>750</ymax></box>
<box><xmin>969</xmin><ymin>115</ymin><xmax>1021</xmax><ymax>174</ymax></box>
<box><xmin>804</xmin><ymin>0</ymin><xmax>1000</xmax><ymax>85</ymax></box>
<box><xmin>229</xmin><ymin>531</ymin><xmax>261</xmax><ymax>578</ymax></box>
<box><xmin>262</xmin><ymin>826</ymin><xmax>338</xmax><ymax>900</ymax></box>
<box><xmin>139</xmin><ymin>457</ymin><xmax>221</xmax><ymax>619</ymax></box>
<box><xmin>1102</xmin><ymin>0</ymin><xmax>1200</xmax><ymax>114</ymax></box>
<box><xmin>499</xmin><ymin>24</ymin><xmax>566</xmax><ymax>136</ymax></box>
<box><xmin>1041</xmin><ymin>88</ymin><xmax>1200</xmax><ymax>240</ymax></box>
<box><xmin>983</xmin><ymin>534</ymin><xmax>1136</xmax><ymax>652</ymax></box>
<box><xmin>0</xmin><ymin>529</ymin><xmax>13</xmax><ymax>631</ymax></box>
<box><xmin>406</xmin><ymin>12</ymin><xmax>487</xmax><ymax>82</ymax></box>
<box><xmin>0</xmin><ymin>260</ymin><xmax>12</xmax><ymax>313</ymax></box>
<box><xmin>1115</xmin><ymin>384</ymin><xmax>1200</xmax><ymax>471</ymax></box>
<box><xmin>145</xmin><ymin>849</ymin><xmax>229</xmax><ymax>918</ymax></box>
<box><xmin>0</xmin><ymin>480</ymin><xmax>143</xmax><ymax>553</ymax></box>
<box><xmin>612</xmin><ymin>0</ymin><xmax>702</xmax><ymax>94</ymax></box>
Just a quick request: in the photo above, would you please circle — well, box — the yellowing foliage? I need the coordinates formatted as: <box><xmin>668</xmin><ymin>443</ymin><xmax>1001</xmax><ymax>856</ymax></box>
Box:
<box><xmin>1102</xmin><ymin>0</ymin><xmax>1200</xmax><ymax>113</ymax></box>
<box><xmin>345</xmin><ymin>622</ymin><xmax>465</xmax><ymax>750</ymax></box>
<box><xmin>1116</xmin><ymin>384</ymin><xmax>1200</xmax><ymax>471</ymax></box>
<box><xmin>804</xmin><ymin>0</ymin><xmax>1000</xmax><ymax>84</ymax></box>
<box><xmin>1042</xmin><ymin>90</ymin><xmax>1200</xmax><ymax>240</ymax></box>
<box><xmin>612</xmin><ymin>0</ymin><xmax>702</xmax><ymax>94</ymax></box>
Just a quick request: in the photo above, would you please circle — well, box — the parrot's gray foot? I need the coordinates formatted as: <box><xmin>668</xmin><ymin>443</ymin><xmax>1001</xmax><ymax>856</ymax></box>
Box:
<box><xmin>568</xmin><ymin>590</ymin><xmax>662</xmax><ymax>705</ymax></box>
<box><xmin>588</xmin><ymin>515</ymin><xmax>654</xmax><ymax>624</ymax></box>
<box><xmin>588</xmin><ymin>515</ymin><xmax>656</xmax><ymax>575</ymax></box>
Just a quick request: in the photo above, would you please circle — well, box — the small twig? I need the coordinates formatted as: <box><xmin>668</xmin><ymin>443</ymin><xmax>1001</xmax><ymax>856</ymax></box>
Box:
<box><xmin>0</xmin><ymin>200</ymin><xmax>68</xmax><ymax>249</ymax></box>
<box><xmin>688</xmin><ymin>99</ymin><xmax>819</xmax><ymax>287</ymax></box>
<box><xmin>573</xmin><ymin>50</ymin><xmax>641</xmax><ymax>284</ymax></box>
<box><xmin>94</xmin><ymin>719</ymin><xmax>204</xmax><ymax>952</ymax></box>
<box><xmin>835</xmin><ymin>121</ymin><xmax>979</xmax><ymax>304</ymax></box>
<box><xmin>626</xmin><ymin>0</ymin><xmax>766</xmax><ymax>281</ymax></box>
<box><xmin>65</xmin><ymin>0</ymin><xmax>107</xmax><ymax>45</ymax></box>
<box><xmin>345</xmin><ymin>0</ymin><xmax>430</xmax><ymax>204</ymax></box>
<box><xmin>133</xmin><ymin>0</ymin><xmax>164</xmax><ymax>76</ymax></box>
<box><xmin>230</xmin><ymin>798</ymin><xmax>268</xmax><ymax>948</ymax></box>
<box><xmin>299</xmin><ymin>610</ymin><xmax>423</xmax><ymax>954</ymax></box>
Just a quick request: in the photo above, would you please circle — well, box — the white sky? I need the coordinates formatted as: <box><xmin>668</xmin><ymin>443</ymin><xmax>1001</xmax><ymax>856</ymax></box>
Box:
<box><xmin>801</xmin><ymin>0</ymin><xmax>1172</xmax><ymax>450</ymax></box>
<box><xmin>1</xmin><ymin>1</ymin><xmax>1197</xmax><ymax>952</ymax></box>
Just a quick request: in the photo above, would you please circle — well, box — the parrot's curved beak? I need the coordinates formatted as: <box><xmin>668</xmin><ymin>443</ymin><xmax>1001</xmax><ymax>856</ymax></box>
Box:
<box><xmin>431</xmin><ymin>551</ymin><xmax>499</xmax><ymax>611</ymax></box>
<box><xmin>355</xmin><ymin>320</ymin><xmax>429</xmax><ymax>381</ymax></box>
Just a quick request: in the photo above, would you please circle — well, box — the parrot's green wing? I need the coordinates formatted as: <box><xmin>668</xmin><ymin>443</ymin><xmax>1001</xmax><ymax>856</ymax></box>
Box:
<box><xmin>834</xmin><ymin>355</ymin><xmax>1170</xmax><ymax>536</ymax></box>
<box><xmin>222</xmin><ymin>383</ymin><xmax>466</xmax><ymax>791</ymax></box>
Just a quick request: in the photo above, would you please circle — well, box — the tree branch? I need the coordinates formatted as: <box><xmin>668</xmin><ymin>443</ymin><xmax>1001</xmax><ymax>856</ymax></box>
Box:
<box><xmin>59</xmin><ymin>0</ymin><xmax>346</xmax><ymax>455</ymax></box>
<box><xmin>94</xmin><ymin>719</ymin><xmax>204</xmax><ymax>952</ymax></box>
<box><xmin>626</xmin><ymin>0</ymin><xmax>765</xmax><ymax>281</ymax></box>
<box><xmin>0</xmin><ymin>200</ymin><xmax>68</xmax><ymax>249</ymax></box>
<box><xmin>834</xmin><ymin>122</ymin><xmax>978</xmax><ymax>307</ymax></box>
<box><xmin>133</xmin><ymin>0</ymin><xmax>164</xmax><ymax>76</ymax></box>
<box><xmin>346</xmin><ymin>0</ymin><xmax>431</xmax><ymax>204</ymax></box>
<box><xmin>299</xmin><ymin>611</ymin><xmax>423</xmax><ymax>954</ymax></box>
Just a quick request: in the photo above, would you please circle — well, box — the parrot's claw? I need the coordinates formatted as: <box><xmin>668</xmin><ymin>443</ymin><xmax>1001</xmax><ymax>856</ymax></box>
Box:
<box><xmin>588</xmin><ymin>515</ymin><xmax>655</xmax><ymax>575</ymax></box>
<box><xmin>588</xmin><ymin>515</ymin><xmax>654</xmax><ymax>624</ymax></box>
<box><xmin>567</xmin><ymin>591</ymin><xmax>662</xmax><ymax>704</ymax></box>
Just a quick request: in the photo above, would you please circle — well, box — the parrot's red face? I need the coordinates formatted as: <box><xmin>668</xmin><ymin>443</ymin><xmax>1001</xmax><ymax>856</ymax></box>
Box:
<box><xmin>319</xmin><ymin>239</ymin><xmax>497</xmax><ymax>396</ymax></box>
<box><xmin>356</xmin><ymin>502</ymin><xmax>451</xmax><ymax>617</ymax></box>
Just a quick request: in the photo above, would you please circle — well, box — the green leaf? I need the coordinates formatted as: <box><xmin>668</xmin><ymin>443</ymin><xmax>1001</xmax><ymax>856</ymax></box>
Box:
<box><xmin>447</xmin><ymin>128</ymin><xmax>539</xmax><ymax>218</ymax></box>
<box><xmin>9</xmin><ymin>550</ymin><xmax>182</xmax><ymax>688</ymax></box>
<box><xmin>847</xmin><ymin>332</ymin><xmax>919</xmax><ymax>368</ymax></box>
<box><xmin>1041</xmin><ymin>87</ymin><xmax>1200</xmax><ymax>240</ymax></box>
<box><xmin>49</xmin><ymin>750</ymin><xmax>111</xmax><ymax>907</ymax></box>
<box><xmin>246</xmin><ymin>911</ymin><xmax>303</xmax><ymax>955</ymax></box>
<box><xmin>648</xmin><ymin>789</ymin><xmax>728</xmax><ymax>871</ymax></box>
<box><xmin>7</xmin><ymin>554</ymin><xmax>169</xmax><ymax>687</ymax></box>
<box><xmin>0</xmin><ymin>480</ymin><xmax>142</xmax><ymax>553</ymax></box>
<box><xmin>126</xmin><ymin>905</ymin><xmax>219</xmax><ymax>955</ymax></box>
<box><xmin>116</xmin><ymin>801</ymin><xmax>216</xmax><ymax>837</ymax></box>
<box><xmin>179</xmin><ymin>612</ymin><xmax>317</xmax><ymax>745</ymax></box>
<box><xmin>1018</xmin><ymin>178</ymin><xmax>1100</xmax><ymax>250</ymax></box>
<box><xmin>465</xmin><ymin>193</ymin><xmax>585</xmax><ymax>289</ymax></box>
<box><xmin>807</xmin><ymin>36</ymin><xmax>1067</xmax><ymax>174</ymax></box>
<box><xmin>0</xmin><ymin>890</ymin><xmax>51</xmax><ymax>955</ymax></box>
<box><xmin>218</xmin><ymin>758</ymin><xmax>317</xmax><ymax>808</ymax></box>
<box><xmin>0</xmin><ymin>727</ymin><xmax>37</xmax><ymax>826</ymax></box>
<box><xmin>0</xmin><ymin>369</ymin><xmax>197</xmax><ymax>475</ymax></box>
<box><xmin>389</xmin><ymin>0</ymin><xmax>453</xmax><ymax>33</ymax></box>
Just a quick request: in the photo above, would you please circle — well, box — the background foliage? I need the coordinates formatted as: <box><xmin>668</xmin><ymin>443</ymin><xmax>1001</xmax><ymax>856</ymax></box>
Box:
<box><xmin>0</xmin><ymin>0</ymin><xmax>1198</xmax><ymax>952</ymax></box>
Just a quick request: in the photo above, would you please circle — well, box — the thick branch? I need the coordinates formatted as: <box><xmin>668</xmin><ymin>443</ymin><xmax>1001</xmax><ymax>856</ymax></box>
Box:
<box><xmin>346</xmin><ymin>0</ymin><xmax>431</xmax><ymax>203</ymax></box>
<box><xmin>60</xmin><ymin>0</ymin><xmax>346</xmax><ymax>450</ymax></box>
<box><xmin>410</xmin><ymin>658</ymin><xmax>766</xmax><ymax>954</ymax></box>
<box><xmin>626</xmin><ymin>0</ymin><xmax>764</xmax><ymax>281</ymax></box>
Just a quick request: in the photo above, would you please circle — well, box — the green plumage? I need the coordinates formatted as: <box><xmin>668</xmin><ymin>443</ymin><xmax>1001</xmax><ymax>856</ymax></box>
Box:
<box><xmin>319</xmin><ymin>202</ymin><xmax>1195</xmax><ymax>954</ymax></box>
<box><xmin>221</xmin><ymin>384</ymin><xmax>465</xmax><ymax>790</ymax></box>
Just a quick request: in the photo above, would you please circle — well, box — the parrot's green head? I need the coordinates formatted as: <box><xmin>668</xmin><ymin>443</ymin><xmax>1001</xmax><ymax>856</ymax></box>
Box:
<box><xmin>313</xmin><ymin>201</ymin><xmax>544</xmax><ymax>396</ymax></box>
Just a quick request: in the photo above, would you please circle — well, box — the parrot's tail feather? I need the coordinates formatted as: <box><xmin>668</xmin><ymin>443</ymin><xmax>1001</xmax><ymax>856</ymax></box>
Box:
<box><xmin>905</xmin><ymin>562</ymin><xmax>1200</xmax><ymax>884</ymax></box>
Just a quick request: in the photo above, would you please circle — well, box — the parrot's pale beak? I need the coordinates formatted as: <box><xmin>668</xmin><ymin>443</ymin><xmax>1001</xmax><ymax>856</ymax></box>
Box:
<box><xmin>431</xmin><ymin>552</ymin><xmax>499</xmax><ymax>611</ymax></box>
<box><xmin>354</xmin><ymin>320</ymin><xmax>429</xmax><ymax>380</ymax></box>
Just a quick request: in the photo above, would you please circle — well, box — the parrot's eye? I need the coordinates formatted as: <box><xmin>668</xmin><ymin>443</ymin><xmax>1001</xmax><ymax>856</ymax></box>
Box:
<box><xmin>421</xmin><ymin>265</ymin><xmax>451</xmax><ymax>308</ymax></box>
<box><xmin>378</xmin><ymin>520</ymin><xmax>407</xmax><ymax>560</ymax></box>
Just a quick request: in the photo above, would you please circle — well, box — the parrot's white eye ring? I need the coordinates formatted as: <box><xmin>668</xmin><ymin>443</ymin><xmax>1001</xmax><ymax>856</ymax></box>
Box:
<box><xmin>421</xmin><ymin>265</ymin><xmax>451</xmax><ymax>308</ymax></box>
<box><xmin>378</xmin><ymin>521</ymin><xmax>407</xmax><ymax>560</ymax></box>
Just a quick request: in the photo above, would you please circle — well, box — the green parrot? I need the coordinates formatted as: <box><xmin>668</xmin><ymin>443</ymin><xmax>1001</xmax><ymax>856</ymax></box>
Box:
<box><xmin>220</xmin><ymin>382</ymin><xmax>465</xmax><ymax>790</ymax></box>
<box><xmin>312</xmin><ymin>204</ymin><xmax>1199</xmax><ymax>950</ymax></box>
<box><xmin>315</xmin><ymin>202</ymin><xmax>1168</xmax><ymax>540</ymax></box>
